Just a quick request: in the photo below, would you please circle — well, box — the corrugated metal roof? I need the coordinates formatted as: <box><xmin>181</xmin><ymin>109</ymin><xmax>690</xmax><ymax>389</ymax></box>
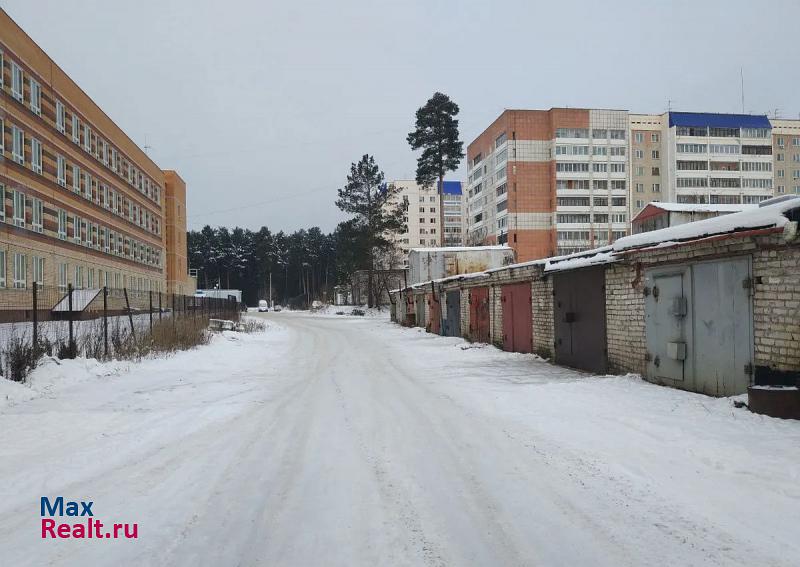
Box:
<box><xmin>668</xmin><ymin>112</ymin><xmax>771</xmax><ymax>129</ymax></box>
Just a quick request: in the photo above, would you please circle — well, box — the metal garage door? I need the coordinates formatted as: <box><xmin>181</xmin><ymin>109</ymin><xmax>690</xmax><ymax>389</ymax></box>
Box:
<box><xmin>644</xmin><ymin>257</ymin><xmax>753</xmax><ymax>396</ymax></box>
<box><xmin>415</xmin><ymin>295</ymin><xmax>426</xmax><ymax>329</ymax></box>
<box><xmin>469</xmin><ymin>287</ymin><xmax>490</xmax><ymax>344</ymax></box>
<box><xmin>693</xmin><ymin>258</ymin><xmax>753</xmax><ymax>396</ymax></box>
<box><xmin>645</xmin><ymin>268</ymin><xmax>690</xmax><ymax>384</ymax></box>
<box><xmin>405</xmin><ymin>294</ymin><xmax>416</xmax><ymax>326</ymax></box>
<box><xmin>553</xmin><ymin>267</ymin><xmax>607</xmax><ymax>373</ymax></box>
<box><xmin>501</xmin><ymin>282</ymin><xmax>532</xmax><ymax>353</ymax></box>
<box><xmin>427</xmin><ymin>293</ymin><xmax>441</xmax><ymax>335</ymax></box>
<box><xmin>445</xmin><ymin>291</ymin><xmax>461</xmax><ymax>337</ymax></box>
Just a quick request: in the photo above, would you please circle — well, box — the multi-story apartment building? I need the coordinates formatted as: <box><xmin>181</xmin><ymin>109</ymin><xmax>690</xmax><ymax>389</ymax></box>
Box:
<box><xmin>384</xmin><ymin>179</ymin><xmax>465</xmax><ymax>268</ymax></box>
<box><xmin>0</xmin><ymin>9</ymin><xmax>190</xmax><ymax>294</ymax></box>
<box><xmin>440</xmin><ymin>180</ymin><xmax>464</xmax><ymax>247</ymax></box>
<box><xmin>467</xmin><ymin>109</ymin><xmax>800</xmax><ymax>261</ymax></box>
<box><xmin>466</xmin><ymin>109</ymin><xmax>629</xmax><ymax>261</ymax></box>
<box><xmin>386</xmin><ymin>180</ymin><xmax>441</xmax><ymax>266</ymax></box>
<box><xmin>771</xmin><ymin>119</ymin><xmax>800</xmax><ymax>197</ymax></box>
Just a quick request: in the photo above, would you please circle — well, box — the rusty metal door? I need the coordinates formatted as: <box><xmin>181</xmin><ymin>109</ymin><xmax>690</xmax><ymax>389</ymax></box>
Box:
<box><xmin>427</xmin><ymin>293</ymin><xmax>441</xmax><ymax>335</ymax></box>
<box><xmin>405</xmin><ymin>294</ymin><xmax>416</xmax><ymax>326</ymax></box>
<box><xmin>554</xmin><ymin>267</ymin><xmax>607</xmax><ymax>373</ymax></box>
<box><xmin>445</xmin><ymin>290</ymin><xmax>461</xmax><ymax>337</ymax></box>
<box><xmin>501</xmin><ymin>282</ymin><xmax>532</xmax><ymax>353</ymax></box>
<box><xmin>469</xmin><ymin>287</ymin><xmax>490</xmax><ymax>343</ymax></box>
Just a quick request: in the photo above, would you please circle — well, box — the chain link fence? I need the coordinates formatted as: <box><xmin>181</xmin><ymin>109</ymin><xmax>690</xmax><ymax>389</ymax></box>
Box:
<box><xmin>0</xmin><ymin>284</ymin><xmax>241</xmax><ymax>381</ymax></box>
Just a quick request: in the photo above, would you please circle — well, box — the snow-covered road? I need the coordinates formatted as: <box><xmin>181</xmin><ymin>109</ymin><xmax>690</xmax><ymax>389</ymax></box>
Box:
<box><xmin>1</xmin><ymin>312</ymin><xmax>798</xmax><ymax>566</ymax></box>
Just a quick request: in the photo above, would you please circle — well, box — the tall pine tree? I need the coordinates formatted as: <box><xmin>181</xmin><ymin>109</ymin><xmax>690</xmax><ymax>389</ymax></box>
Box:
<box><xmin>407</xmin><ymin>92</ymin><xmax>465</xmax><ymax>198</ymax></box>
<box><xmin>335</xmin><ymin>154</ymin><xmax>404</xmax><ymax>307</ymax></box>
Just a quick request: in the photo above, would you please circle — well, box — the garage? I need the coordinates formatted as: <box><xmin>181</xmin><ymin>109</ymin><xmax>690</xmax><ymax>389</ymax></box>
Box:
<box><xmin>501</xmin><ymin>282</ymin><xmax>532</xmax><ymax>353</ymax></box>
<box><xmin>645</xmin><ymin>257</ymin><xmax>753</xmax><ymax>396</ymax></box>
<box><xmin>444</xmin><ymin>290</ymin><xmax>461</xmax><ymax>337</ymax></box>
<box><xmin>415</xmin><ymin>294</ymin><xmax>426</xmax><ymax>329</ymax></box>
<box><xmin>469</xmin><ymin>287</ymin><xmax>490</xmax><ymax>343</ymax></box>
<box><xmin>553</xmin><ymin>266</ymin><xmax>607</xmax><ymax>373</ymax></box>
<box><xmin>427</xmin><ymin>292</ymin><xmax>441</xmax><ymax>335</ymax></box>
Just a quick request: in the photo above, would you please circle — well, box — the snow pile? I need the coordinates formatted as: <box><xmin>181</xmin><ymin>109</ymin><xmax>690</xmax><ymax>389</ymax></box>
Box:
<box><xmin>616</xmin><ymin>196</ymin><xmax>800</xmax><ymax>251</ymax></box>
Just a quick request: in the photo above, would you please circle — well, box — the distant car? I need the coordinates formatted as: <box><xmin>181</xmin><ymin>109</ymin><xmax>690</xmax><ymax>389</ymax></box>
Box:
<box><xmin>258</xmin><ymin>299</ymin><xmax>268</xmax><ymax>312</ymax></box>
<box><xmin>311</xmin><ymin>300</ymin><xmax>323</xmax><ymax>310</ymax></box>
<box><xmin>273</xmin><ymin>305</ymin><xmax>282</xmax><ymax>312</ymax></box>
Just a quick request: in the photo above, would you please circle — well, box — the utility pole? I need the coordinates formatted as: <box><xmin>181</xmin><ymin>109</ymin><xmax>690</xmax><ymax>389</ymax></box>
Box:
<box><xmin>269</xmin><ymin>271</ymin><xmax>273</xmax><ymax>308</ymax></box>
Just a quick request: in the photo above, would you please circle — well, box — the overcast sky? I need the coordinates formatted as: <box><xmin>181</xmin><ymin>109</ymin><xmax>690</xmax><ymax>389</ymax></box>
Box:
<box><xmin>4</xmin><ymin>0</ymin><xmax>799</xmax><ymax>232</ymax></box>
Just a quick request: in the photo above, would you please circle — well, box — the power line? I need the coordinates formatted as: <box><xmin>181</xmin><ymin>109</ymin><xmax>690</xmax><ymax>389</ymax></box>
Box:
<box><xmin>188</xmin><ymin>185</ymin><xmax>335</xmax><ymax>219</ymax></box>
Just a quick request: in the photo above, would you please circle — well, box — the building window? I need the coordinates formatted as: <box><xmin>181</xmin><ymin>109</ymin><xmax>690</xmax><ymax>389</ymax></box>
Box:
<box><xmin>0</xmin><ymin>250</ymin><xmax>5</xmax><ymax>288</ymax></box>
<box><xmin>58</xmin><ymin>263</ymin><xmax>68</xmax><ymax>291</ymax></box>
<box><xmin>33</xmin><ymin>256</ymin><xmax>44</xmax><ymax>286</ymax></box>
<box><xmin>634</xmin><ymin>132</ymin><xmax>644</xmax><ymax>143</ymax></box>
<box><xmin>610</xmin><ymin>163</ymin><xmax>625</xmax><ymax>173</ymax></box>
<box><xmin>72</xmin><ymin>164</ymin><xmax>81</xmax><ymax>193</ymax></box>
<box><xmin>87</xmin><ymin>268</ymin><xmax>95</xmax><ymax>289</ymax></box>
<box><xmin>31</xmin><ymin>197</ymin><xmax>43</xmax><ymax>233</ymax></box>
<box><xmin>635</xmin><ymin>183</ymin><xmax>644</xmax><ymax>193</ymax></box>
<box><xmin>29</xmin><ymin>78</ymin><xmax>42</xmax><ymax>115</ymax></box>
<box><xmin>11</xmin><ymin>126</ymin><xmax>24</xmax><ymax>164</ymax></box>
<box><xmin>651</xmin><ymin>167</ymin><xmax>660</xmax><ymax>176</ymax></box>
<box><xmin>72</xmin><ymin>114</ymin><xmax>80</xmax><ymax>143</ymax></box>
<box><xmin>72</xmin><ymin>214</ymin><xmax>81</xmax><ymax>243</ymax></box>
<box><xmin>84</xmin><ymin>172</ymin><xmax>93</xmax><ymax>199</ymax></box>
<box><xmin>74</xmin><ymin>266</ymin><xmax>84</xmax><ymax>289</ymax></box>
<box><xmin>55</xmin><ymin>155</ymin><xmax>66</xmax><ymax>186</ymax></box>
<box><xmin>10</xmin><ymin>61</ymin><xmax>23</xmax><ymax>102</ymax></box>
<box><xmin>56</xmin><ymin>100</ymin><xmax>66</xmax><ymax>133</ymax></box>
<box><xmin>651</xmin><ymin>133</ymin><xmax>660</xmax><ymax>142</ymax></box>
<box><xmin>777</xmin><ymin>153</ymin><xmax>785</xmax><ymax>162</ymax></box>
<box><xmin>651</xmin><ymin>150</ymin><xmax>660</xmax><ymax>159</ymax></box>
<box><xmin>12</xmin><ymin>190</ymin><xmax>25</xmax><ymax>227</ymax></box>
<box><xmin>0</xmin><ymin>185</ymin><xmax>4</xmax><ymax>221</ymax></box>
<box><xmin>634</xmin><ymin>149</ymin><xmax>643</xmax><ymax>159</ymax></box>
<box><xmin>0</xmin><ymin>118</ymin><xmax>4</xmax><ymax>153</ymax></box>
<box><xmin>57</xmin><ymin>209</ymin><xmax>67</xmax><ymax>239</ymax></box>
<box><xmin>31</xmin><ymin>138</ymin><xmax>43</xmax><ymax>174</ymax></box>
<box><xmin>652</xmin><ymin>183</ymin><xmax>661</xmax><ymax>193</ymax></box>
<box><xmin>611</xmin><ymin>213</ymin><xmax>627</xmax><ymax>223</ymax></box>
<box><xmin>13</xmin><ymin>253</ymin><xmax>27</xmax><ymax>289</ymax></box>
<box><xmin>610</xmin><ymin>129</ymin><xmax>626</xmax><ymax>140</ymax></box>
<box><xmin>83</xmin><ymin>124</ymin><xmax>91</xmax><ymax>152</ymax></box>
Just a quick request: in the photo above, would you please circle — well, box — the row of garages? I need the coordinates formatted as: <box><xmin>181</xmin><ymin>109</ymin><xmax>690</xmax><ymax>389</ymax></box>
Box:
<box><xmin>396</xmin><ymin>264</ymin><xmax>610</xmax><ymax>375</ymax></box>
<box><xmin>390</xmin><ymin>199</ymin><xmax>800</xmax><ymax>416</ymax></box>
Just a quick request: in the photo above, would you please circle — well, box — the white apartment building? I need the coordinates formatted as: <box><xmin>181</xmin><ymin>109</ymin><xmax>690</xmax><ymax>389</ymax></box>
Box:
<box><xmin>385</xmin><ymin>180</ymin><xmax>441</xmax><ymax>267</ymax></box>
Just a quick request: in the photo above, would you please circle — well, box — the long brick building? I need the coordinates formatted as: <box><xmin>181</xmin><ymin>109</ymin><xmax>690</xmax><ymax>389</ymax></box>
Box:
<box><xmin>0</xmin><ymin>9</ymin><xmax>191</xmax><ymax>294</ymax></box>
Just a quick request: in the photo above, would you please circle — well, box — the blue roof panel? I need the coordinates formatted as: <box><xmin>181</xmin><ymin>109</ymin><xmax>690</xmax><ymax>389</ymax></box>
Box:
<box><xmin>441</xmin><ymin>181</ymin><xmax>462</xmax><ymax>195</ymax></box>
<box><xmin>668</xmin><ymin>112</ymin><xmax>771</xmax><ymax>129</ymax></box>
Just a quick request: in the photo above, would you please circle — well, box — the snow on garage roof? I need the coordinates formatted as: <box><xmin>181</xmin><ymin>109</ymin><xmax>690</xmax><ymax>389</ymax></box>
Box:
<box><xmin>409</xmin><ymin>245</ymin><xmax>512</xmax><ymax>253</ymax></box>
<box><xmin>638</xmin><ymin>202</ymin><xmax>756</xmax><ymax>214</ymax></box>
<box><xmin>615</xmin><ymin>197</ymin><xmax>800</xmax><ymax>252</ymax></box>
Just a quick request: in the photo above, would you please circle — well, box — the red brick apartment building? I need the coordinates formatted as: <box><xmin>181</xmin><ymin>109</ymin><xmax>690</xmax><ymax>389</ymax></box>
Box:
<box><xmin>466</xmin><ymin>109</ymin><xmax>630</xmax><ymax>262</ymax></box>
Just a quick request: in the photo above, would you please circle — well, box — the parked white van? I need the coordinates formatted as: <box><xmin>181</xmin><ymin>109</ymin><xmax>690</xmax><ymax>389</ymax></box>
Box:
<box><xmin>258</xmin><ymin>300</ymin><xmax>269</xmax><ymax>312</ymax></box>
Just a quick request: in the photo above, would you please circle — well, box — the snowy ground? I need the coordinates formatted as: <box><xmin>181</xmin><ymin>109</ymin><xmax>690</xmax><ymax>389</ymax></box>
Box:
<box><xmin>0</xmin><ymin>312</ymin><xmax>798</xmax><ymax>566</ymax></box>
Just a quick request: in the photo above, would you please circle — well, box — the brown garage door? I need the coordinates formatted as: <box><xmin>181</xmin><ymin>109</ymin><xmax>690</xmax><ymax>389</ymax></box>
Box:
<box><xmin>501</xmin><ymin>282</ymin><xmax>532</xmax><ymax>353</ymax></box>
<box><xmin>469</xmin><ymin>287</ymin><xmax>490</xmax><ymax>344</ymax></box>
<box><xmin>427</xmin><ymin>293</ymin><xmax>441</xmax><ymax>335</ymax></box>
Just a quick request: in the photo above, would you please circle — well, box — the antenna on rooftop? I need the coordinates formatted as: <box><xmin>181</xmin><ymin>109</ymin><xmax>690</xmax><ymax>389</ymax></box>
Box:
<box><xmin>740</xmin><ymin>68</ymin><xmax>745</xmax><ymax>114</ymax></box>
<box><xmin>143</xmin><ymin>135</ymin><xmax>152</xmax><ymax>156</ymax></box>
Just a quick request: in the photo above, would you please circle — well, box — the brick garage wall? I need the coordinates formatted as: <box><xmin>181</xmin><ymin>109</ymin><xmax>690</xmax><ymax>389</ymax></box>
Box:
<box><xmin>615</xmin><ymin>232</ymin><xmax>800</xmax><ymax>383</ymax></box>
<box><xmin>605</xmin><ymin>263</ymin><xmax>646</xmax><ymax>375</ymax></box>
<box><xmin>460</xmin><ymin>287</ymin><xmax>471</xmax><ymax>340</ymax></box>
<box><xmin>532</xmin><ymin>273</ymin><xmax>553</xmax><ymax>359</ymax></box>
<box><xmin>752</xmin><ymin>241</ymin><xmax>800</xmax><ymax>378</ymax></box>
<box><xmin>490</xmin><ymin>285</ymin><xmax>503</xmax><ymax>347</ymax></box>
